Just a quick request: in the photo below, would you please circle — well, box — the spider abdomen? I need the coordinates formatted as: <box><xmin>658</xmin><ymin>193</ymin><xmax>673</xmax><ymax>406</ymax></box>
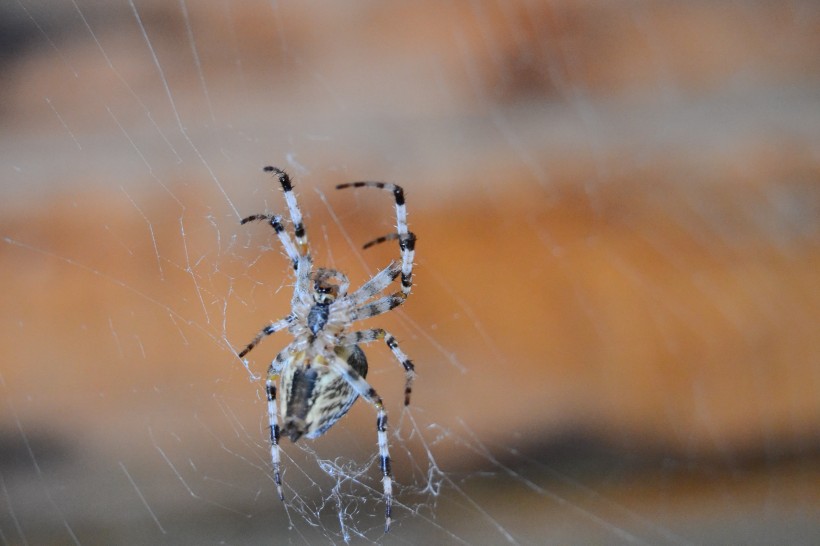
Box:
<box><xmin>280</xmin><ymin>346</ymin><xmax>368</xmax><ymax>441</ymax></box>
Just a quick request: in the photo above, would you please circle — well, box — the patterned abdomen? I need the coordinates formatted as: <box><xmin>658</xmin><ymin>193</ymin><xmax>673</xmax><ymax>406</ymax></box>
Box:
<box><xmin>281</xmin><ymin>346</ymin><xmax>368</xmax><ymax>441</ymax></box>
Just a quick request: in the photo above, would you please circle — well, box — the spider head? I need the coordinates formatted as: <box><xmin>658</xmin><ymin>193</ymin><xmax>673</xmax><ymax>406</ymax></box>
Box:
<box><xmin>312</xmin><ymin>280</ymin><xmax>338</xmax><ymax>304</ymax></box>
<box><xmin>311</xmin><ymin>269</ymin><xmax>342</xmax><ymax>304</ymax></box>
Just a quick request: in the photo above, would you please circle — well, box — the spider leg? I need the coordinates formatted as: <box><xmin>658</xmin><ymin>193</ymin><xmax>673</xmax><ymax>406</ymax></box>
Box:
<box><xmin>350</xmin><ymin>293</ymin><xmax>406</xmax><ymax>322</ymax></box>
<box><xmin>237</xmin><ymin>315</ymin><xmax>293</xmax><ymax>358</ymax></box>
<box><xmin>362</xmin><ymin>232</ymin><xmax>401</xmax><ymax>249</ymax></box>
<box><xmin>265</xmin><ymin>166</ymin><xmax>310</xmax><ymax>258</ymax></box>
<box><xmin>240</xmin><ymin>213</ymin><xmax>299</xmax><ymax>269</ymax></box>
<box><xmin>336</xmin><ymin>182</ymin><xmax>416</xmax><ymax>297</ymax></box>
<box><xmin>265</xmin><ymin>166</ymin><xmax>314</xmax><ymax>301</ymax></box>
<box><xmin>327</xmin><ymin>357</ymin><xmax>394</xmax><ymax>532</ymax></box>
<box><xmin>340</xmin><ymin>329</ymin><xmax>415</xmax><ymax>406</ymax></box>
<box><xmin>347</xmin><ymin>260</ymin><xmax>401</xmax><ymax>305</ymax></box>
<box><xmin>372</xmin><ymin>231</ymin><xmax>415</xmax><ymax>297</ymax></box>
<box><xmin>266</xmin><ymin>349</ymin><xmax>288</xmax><ymax>501</ymax></box>
<box><xmin>244</xmin><ymin>167</ymin><xmax>313</xmax><ymax>302</ymax></box>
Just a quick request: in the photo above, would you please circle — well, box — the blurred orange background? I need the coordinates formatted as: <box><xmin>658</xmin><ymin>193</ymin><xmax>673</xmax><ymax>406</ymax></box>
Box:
<box><xmin>1</xmin><ymin>1</ymin><xmax>819</xmax><ymax>543</ymax></box>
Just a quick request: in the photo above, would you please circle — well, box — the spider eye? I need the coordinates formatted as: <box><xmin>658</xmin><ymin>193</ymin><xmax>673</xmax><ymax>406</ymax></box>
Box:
<box><xmin>313</xmin><ymin>281</ymin><xmax>338</xmax><ymax>304</ymax></box>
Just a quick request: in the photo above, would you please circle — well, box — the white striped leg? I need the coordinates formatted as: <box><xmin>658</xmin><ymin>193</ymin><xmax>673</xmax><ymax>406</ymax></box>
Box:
<box><xmin>238</xmin><ymin>315</ymin><xmax>293</xmax><ymax>358</ymax></box>
<box><xmin>240</xmin><ymin>213</ymin><xmax>299</xmax><ymax>269</ymax></box>
<box><xmin>336</xmin><ymin>182</ymin><xmax>415</xmax><ymax>297</ymax></box>
<box><xmin>340</xmin><ymin>329</ymin><xmax>415</xmax><ymax>406</ymax></box>
<box><xmin>350</xmin><ymin>293</ymin><xmax>406</xmax><ymax>322</ymax></box>
<box><xmin>263</xmin><ymin>167</ymin><xmax>313</xmax><ymax>301</ymax></box>
<box><xmin>377</xmin><ymin>407</ymin><xmax>392</xmax><ymax>533</ymax></box>
<box><xmin>336</xmin><ymin>182</ymin><xmax>410</xmax><ymax>236</ymax></box>
<box><xmin>327</xmin><ymin>358</ymin><xmax>393</xmax><ymax>532</ymax></box>
<box><xmin>347</xmin><ymin>261</ymin><xmax>401</xmax><ymax>305</ymax></box>
<box><xmin>266</xmin><ymin>350</ymin><xmax>288</xmax><ymax>501</ymax></box>
<box><xmin>364</xmin><ymin>232</ymin><xmax>414</xmax><ymax>297</ymax></box>
<box><xmin>293</xmin><ymin>253</ymin><xmax>313</xmax><ymax>306</ymax></box>
<box><xmin>265</xmin><ymin>166</ymin><xmax>310</xmax><ymax>258</ymax></box>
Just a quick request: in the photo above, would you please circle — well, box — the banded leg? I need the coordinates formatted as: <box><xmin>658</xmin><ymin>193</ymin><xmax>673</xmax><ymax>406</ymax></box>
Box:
<box><xmin>347</xmin><ymin>260</ymin><xmax>401</xmax><ymax>305</ymax></box>
<box><xmin>350</xmin><ymin>293</ymin><xmax>406</xmax><ymax>322</ymax></box>
<box><xmin>238</xmin><ymin>315</ymin><xmax>293</xmax><ymax>358</ymax></box>
<box><xmin>264</xmin><ymin>166</ymin><xmax>309</xmax><ymax>258</ymax></box>
<box><xmin>266</xmin><ymin>349</ymin><xmax>288</xmax><ymax>501</ymax></box>
<box><xmin>327</xmin><ymin>357</ymin><xmax>393</xmax><ymax>532</ymax></box>
<box><xmin>376</xmin><ymin>405</ymin><xmax>392</xmax><ymax>533</ymax></box>
<box><xmin>362</xmin><ymin>232</ymin><xmax>417</xmax><ymax>297</ymax></box>
<box><xmin>336</xmin><ymin>182</ymin><xmax>416</xmax><ymax>296</ymax></box>
<box><xmin>340</xmin><ymin>329</ymin><xmax>415</xmax><ymax>406</ymax></box>
<box><xmin>240</xmin><ymin>213</ymin><xmax>299</xmax><ymax>269</ymax></box>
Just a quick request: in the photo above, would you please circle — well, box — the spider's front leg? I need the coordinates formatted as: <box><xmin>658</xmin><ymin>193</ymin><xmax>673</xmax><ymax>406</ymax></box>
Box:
<box><xmin>240</xmin><ymin>213</ymin><xmax>300</xmax><ymax>270</ymax></box>
<box><xmin>264</xmin><ymin>166</ymin><xmax>310</xmax><ymax>258</ymax></box>
<box><xmin>335</xmin><ymin>181</ymin><xmax>416</xmax><ymax>297</ymax></box>
<box><xmin>241</xmin><ymin>166</ymin><xmax>316</xmax><ymax>299</ymax></box>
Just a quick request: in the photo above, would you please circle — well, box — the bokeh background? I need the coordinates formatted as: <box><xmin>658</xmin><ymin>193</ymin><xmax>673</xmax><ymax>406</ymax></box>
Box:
<box><xmin>1</xmin><ymin>1</ymin><xmax>819</xmax><ymax>544</ymax></box>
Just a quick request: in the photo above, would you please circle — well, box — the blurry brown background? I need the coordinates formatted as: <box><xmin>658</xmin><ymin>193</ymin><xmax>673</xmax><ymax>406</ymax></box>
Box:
<box><xmin>1</xmin><ymin>1</ymin><xmax>819</xmax><ymax>544</ymax></box>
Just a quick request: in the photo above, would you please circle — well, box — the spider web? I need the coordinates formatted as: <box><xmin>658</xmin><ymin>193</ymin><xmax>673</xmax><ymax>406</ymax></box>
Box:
<box><xmin>2</xmin><ymin>1</ymin><xmax>820</xmax><ymax>544</ymax></box>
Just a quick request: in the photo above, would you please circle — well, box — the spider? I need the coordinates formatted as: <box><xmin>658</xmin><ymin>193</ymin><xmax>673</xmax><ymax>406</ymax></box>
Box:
<box><xmin>237</xmin><ymin>166</ymin><xmax>416</xmax><ymax>533</ymax></box>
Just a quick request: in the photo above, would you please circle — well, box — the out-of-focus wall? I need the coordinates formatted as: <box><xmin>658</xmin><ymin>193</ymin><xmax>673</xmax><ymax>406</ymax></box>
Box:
<box><xmin>1</xmin><ymin>1</ymin><xmax>818</xmax><ymax>543</ymax></box>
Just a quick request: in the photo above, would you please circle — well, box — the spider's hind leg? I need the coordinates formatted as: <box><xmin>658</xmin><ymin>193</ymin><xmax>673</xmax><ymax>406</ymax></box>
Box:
<box><xmin>266</xmin><ymin>349</ymin><xmax>289</xmax><ymax>501</ymax></box>
<box><xmin>328</xmin><ymin>355</ymin><xmax>394</xmax><ymax>532</ymax></box>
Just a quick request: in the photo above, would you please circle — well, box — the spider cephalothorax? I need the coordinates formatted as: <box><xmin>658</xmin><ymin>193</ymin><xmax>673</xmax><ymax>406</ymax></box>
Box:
<box><xmin>237</xmin><ymin>166</ymin><xmax>416</xmax><ymax>532</ymax></box>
